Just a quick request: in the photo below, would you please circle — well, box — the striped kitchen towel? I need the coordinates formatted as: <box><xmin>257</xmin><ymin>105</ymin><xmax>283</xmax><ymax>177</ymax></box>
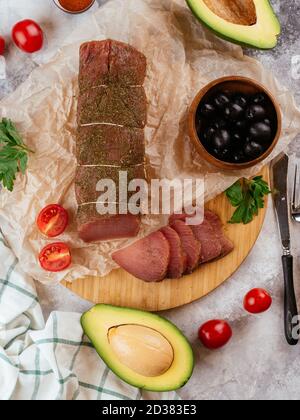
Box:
<box><xmin>0</xmin><ymin>231</ymin><xmax>179</xmax><ymax>400</ymax></box>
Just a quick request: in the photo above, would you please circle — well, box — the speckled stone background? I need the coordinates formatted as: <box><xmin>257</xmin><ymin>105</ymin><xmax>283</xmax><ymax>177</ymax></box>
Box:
<box><xmin>1</xmin><ymin>0</ymin><xmax>300</xmax><ymax>400</ymax></box>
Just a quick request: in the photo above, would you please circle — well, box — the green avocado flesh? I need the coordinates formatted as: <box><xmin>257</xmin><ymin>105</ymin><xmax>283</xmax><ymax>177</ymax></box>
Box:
<box><xmin>186</xmin><ymin>0</ymin><xmax>281</xmax><ymax>49</ymax></box>
<box><xmin>81</xmin><ymin>304</ymin><xmax>194</xmax><ymax>391</ymax></box>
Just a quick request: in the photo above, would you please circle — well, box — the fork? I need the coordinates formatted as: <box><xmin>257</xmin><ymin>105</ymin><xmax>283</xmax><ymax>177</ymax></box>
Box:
<box><xmin>291</xmin><ymin>164</ymin><xmax>300</xmax><ymax>223</ymax></box>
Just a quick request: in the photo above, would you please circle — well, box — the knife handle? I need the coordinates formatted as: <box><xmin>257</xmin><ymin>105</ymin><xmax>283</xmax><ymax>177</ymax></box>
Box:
<box><xmin>282</xmin><ymin>255</ymin><xmax>299</xmax><ymax>345</ymax></box>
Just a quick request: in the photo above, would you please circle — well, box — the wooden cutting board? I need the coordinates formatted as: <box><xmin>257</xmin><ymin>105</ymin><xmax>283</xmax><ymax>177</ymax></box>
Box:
<box><xmin>63</xmin><ymin>167</ymin><xmax>269</xmax><ymax>311</ymax></box>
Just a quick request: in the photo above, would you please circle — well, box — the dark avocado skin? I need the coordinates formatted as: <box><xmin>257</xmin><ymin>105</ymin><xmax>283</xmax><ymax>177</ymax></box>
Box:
<box><xmin>185</xmin><ymin>1</ymin><xmax>280</xmax><ymax>50</ymax></box>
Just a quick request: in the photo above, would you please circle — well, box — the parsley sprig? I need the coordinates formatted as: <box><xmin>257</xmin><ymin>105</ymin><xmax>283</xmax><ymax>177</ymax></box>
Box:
<box><xmin>0</xmin><ymin>118</ymin><xmax>33</xmax><ymax>191</ymax></box>
<box><xmin>226</xmin><ymin>176</ymin><xmax>271</xmax><ymax>224</ymax></box>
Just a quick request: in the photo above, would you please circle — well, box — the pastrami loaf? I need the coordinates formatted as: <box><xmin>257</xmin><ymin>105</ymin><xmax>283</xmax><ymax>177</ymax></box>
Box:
<box><xmin>76</xmin><ymin>40</ymin><xmax>147</xmax><ymax>242</ymax></box>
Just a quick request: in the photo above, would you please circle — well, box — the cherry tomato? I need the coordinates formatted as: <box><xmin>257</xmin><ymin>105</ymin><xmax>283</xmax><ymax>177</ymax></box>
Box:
<box><xmin>12</xmin><ymin>20</ymin><xmax>43</xmax><ymax>53</ymax></box>
<box><xmin>244</xmin><ymin>288</ymin><xmax>272</xmax><ymax>314</ymax></box>
<box><xmin>198</xmin><ymin>320</ymin><xmax>232</xmax><ymax>350</ymax></box>
<box><xmin>0</xmin><ymin>36</ymin><xmax>5</xmax><ymax>55</ymax></box>
<box><xmin>39</xmin><ymin>242</ymin><xmax>71</xmax><ymax>272</ymax></box>
<box><xmin>37</xmin><ymin>204</ymin><xmax>69</xmax><ymax>238</ymax></box>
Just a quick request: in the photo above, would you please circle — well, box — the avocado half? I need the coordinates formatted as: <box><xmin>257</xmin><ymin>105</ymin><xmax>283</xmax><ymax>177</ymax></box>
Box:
<box><xmin>186</xmin><ymin>0</ymin><xmax>281</xmax><ymax>49</ymax></box>
<box><xmin>81</xmin><ymin>304</ymin><xmax>194</xmax><ymax>391</ymax></box>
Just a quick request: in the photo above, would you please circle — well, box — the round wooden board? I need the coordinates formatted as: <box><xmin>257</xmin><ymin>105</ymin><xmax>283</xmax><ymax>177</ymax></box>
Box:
<box><xmin>63</xmin><ymin>167</ymin><xmax>269</xmax><ymax>311</ymax></box>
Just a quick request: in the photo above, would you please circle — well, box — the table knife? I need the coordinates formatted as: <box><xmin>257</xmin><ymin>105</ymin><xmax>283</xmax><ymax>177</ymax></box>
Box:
<box><xmin>271</xmin><ymin>153</ymin><xmax>299</xmax><ymax>345</ymax></box>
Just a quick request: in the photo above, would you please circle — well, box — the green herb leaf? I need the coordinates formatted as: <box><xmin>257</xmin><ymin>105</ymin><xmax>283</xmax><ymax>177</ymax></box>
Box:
<box><xmin>19</xmin><ymin>154</ymin><xmax>28</xmax><ymax>174</ymax></box>
<box><xmin>226</xmin><ymin>176</ymin><xmax>271</xmax><ymax>225</ymax></box>
<box><xmin>225</xmin><ymin>180</ymin><xmax>244</xmax><ymax>207</ymax></box>
<box><xmin>0</xmin><ymin>119</ymin><xmax>33</xmax><ymax>191</ymax></box>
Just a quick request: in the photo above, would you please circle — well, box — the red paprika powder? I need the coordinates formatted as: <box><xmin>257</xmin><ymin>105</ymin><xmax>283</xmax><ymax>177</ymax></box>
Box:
<box><xmin>58</xmin><ymin>0</ymin><xmax>94</xmax><ymax>12</ymax></box>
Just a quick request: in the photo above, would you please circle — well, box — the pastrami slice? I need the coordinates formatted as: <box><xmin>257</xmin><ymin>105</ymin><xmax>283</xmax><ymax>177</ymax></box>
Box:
<box><xmin>112</xmin><ymin>231</ymin><xmax>170</xmax><ymax>282</ymax></box>
<box><xmin>171</xmin><ymin>220</ymin><xmax>201</xmax><ymax>274</ymax></box>
<box><xmin>170</xmin><ymin>210</ymin><xmax>234</xmax><ymax>263</ymax></box>
<box><xmin>204</xmin><ymin>210</ymin><xmax>234</xmax><ymax>257</ymax></box>
<box><xmin>160</xmin><ymin>226</ymin><xmax>186</xmax><ymax>279</ymax></box>
<box><xmin>191</xmin><ymin>219</ymin><xmax>222</xmax><ymax>263</ymax></box>
<box><xmin>169</xmin><ymin>213</ymin><xmax>188</xmax><ymax>225</ymax></box>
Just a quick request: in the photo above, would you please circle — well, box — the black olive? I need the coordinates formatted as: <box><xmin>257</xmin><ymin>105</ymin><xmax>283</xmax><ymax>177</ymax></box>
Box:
<box><xmin>252</xmin><ymin>93</ymin><xmax>267</xmax><ymax>105</ymax></box>
<box><xmin>214</xmin><ymin>93</ymin><xmax>230</xmax><ymax>109</ymax></box>
<box><xmin>221</xmin><ymin>149</ymin><xmax>231</xmax><ymax>160</ymax></box>
<box><xmin>204</xmin><ymin>126</ymin><xmax>216</xmax><ymax>141</ymax></box>
<box><xmin>200</xmin><ymin>103</ymin><xmax>216</xmax><ymax>118</ymax></box>
<box><xmin>264</xmin><ymin>118</ymin><xmax>271</xmax><ymax>126</ymax></box>
<box><xmin>234</xmin><ymin>119</ymin><xmax>248</xmax><ymax>132</ymax></box>
<box><xmin>224</xmin><ymin>103</ymin><xmax>245</xmax><ymax>121</ymax></box>
<box><xmin>246</xmin><ymin>104</ymin><xmax>266</xmax><ymax>122</ymax></box>
<box><xmin>232</xmin><ymin>132</ymin><xmax>244</xmax><ymax>143</ymax></box>
<box><xmin>213</xmin><ymin>148</ymin><xmax>230</xmax><ymax>161</ymax></box>
<box><xmin>211</xmin><ymin>129</ymin><xmax>231</xmax><ymax>151</ymax></box>
<box><xmin>232</xmin><ymin>150</ymin><xmax>246</xmax><ymax>163</ymax></box>
<box><xmin>212</xmin><ymin>119</ymin><xmax>227</xmax><ymax>129</ymax></box>
<box><xmin>249</xmin><ymin>122</ymin><xmax>272</xmax><ymax>143</ymax></box>
<box><xmin>233</xmin><ymin>94</ymin><xmax>248</xmax><ymax>109</ymax></box>
<box><xmin>244</xmin><ymin>141</ymin><xmax>263</xmax><ymax>159</ymax></box>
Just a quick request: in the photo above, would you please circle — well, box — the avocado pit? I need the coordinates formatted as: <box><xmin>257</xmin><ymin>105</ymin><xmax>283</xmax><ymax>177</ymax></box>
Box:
<box><xmin>203</xmin><ymin>0</ymin><xmax>257</xmax><ymax>26</ymax></box>
<box><xmin>108</xmin><ymin>324</ymin><xmax>174</xmax><ymax>377</ymax></box>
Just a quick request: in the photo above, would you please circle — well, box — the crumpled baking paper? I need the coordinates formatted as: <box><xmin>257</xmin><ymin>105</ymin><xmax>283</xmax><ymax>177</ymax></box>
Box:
<box><xmin>0</xmin><ymin>57</ymin><xmax>6</xmax><ymax>80</ymax></box>
<box><xmin>0</xmin><ymin>0</ymin><xmax>300</xmax><ymax>285</ymax></box>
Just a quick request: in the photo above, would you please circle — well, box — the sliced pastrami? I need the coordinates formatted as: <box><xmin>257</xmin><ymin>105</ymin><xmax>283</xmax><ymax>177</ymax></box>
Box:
<box><xmin>169</xmin><ymin>213</ymin><xmax>188</xmax><ymax>225</ymax></box>
<box><xmin>171</xmin><ymin>220</ymin><xmax>201</xmax><ymax>274</ymax></box>
<box><xmin>191</xmin><ymin>219</ymin><xmax>222</xmax><ymax>263</ymax></box>
<box><xmin>160</xmin><ymin>226</ymin><xmax>187</xmax><ymax>279</ymax></box>
<box><xmin>204</xmin><ymin>210</ymin><xmax>234</xmax><ymax>257</ymax></box>
<box><xmin>112</xmin><ymin>231</ymin><xmax>170</xmax><ymax>282</ymax></box>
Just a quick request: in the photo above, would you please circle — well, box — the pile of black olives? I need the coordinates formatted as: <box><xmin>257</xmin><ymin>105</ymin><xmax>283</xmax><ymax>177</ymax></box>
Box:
<box><xmin>196</xmin><ymin>89</ymin><xmax>277</xmax><ymax>164</ymax></box>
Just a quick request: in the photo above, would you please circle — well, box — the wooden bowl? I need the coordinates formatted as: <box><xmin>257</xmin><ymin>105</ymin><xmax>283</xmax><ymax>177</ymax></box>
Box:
<box><xmin>53</xmin><ymin>0</ymin><xmax>96</xmax><ymax>14</ymax></box>
<box><xmin>188</xmin><ymin>76</ymin><xmax>282</xmax><ymax>170</ymax></box>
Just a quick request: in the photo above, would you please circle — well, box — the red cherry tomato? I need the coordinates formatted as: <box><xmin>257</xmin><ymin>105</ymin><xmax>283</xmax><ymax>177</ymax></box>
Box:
<box><xmin>39</xmin><ymin>242</ymin><xmax>71</xmax><ymax>272</ymax></box>
<box><xmin>12</xmin><ymin>20</ymin><xmax>43</xmax><ymax>53</ymax></box>
<box><xmin>244</xmin><ymin>288</ymin><xmax>272</xmax><ymax>314</ymax></box>
<box><xmin>37</xmin><ymin>204</ymin><xmax>69</xmax><ymax>238</ymax></box>
<box><xmin>198</xmin><ymin>320</ymin><xmax>232</xmax><ymax>350</ymax></box>
<box><xmin>0</xmin><ymin>36</ymin><xmax>5</xmax><ymax>55</ymax></box>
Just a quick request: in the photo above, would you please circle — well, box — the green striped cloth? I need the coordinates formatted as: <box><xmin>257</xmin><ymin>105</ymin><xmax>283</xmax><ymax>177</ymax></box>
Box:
<box><xmin>0</xmin><ymin>231</ymin><xmax>179</xmax><ymax>400</ymax></box>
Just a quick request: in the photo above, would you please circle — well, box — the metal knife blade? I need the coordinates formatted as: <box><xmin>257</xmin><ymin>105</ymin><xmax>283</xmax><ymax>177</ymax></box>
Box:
<box><xmin>271</xmin><ymin>153</ymin><xmax>291</xmax><ymax>254</ymax></box>
<box><xmin>271</xmin><ymin>153</ymin><xmax>299</xmax><ymax>345</ymax></box>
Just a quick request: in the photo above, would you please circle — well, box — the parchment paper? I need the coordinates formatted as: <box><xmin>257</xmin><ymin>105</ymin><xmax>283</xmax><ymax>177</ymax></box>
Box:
<box><xmin>0</xmin><ymin>0</ymin><xmax>300</xmax><ymax>285</ymax></box>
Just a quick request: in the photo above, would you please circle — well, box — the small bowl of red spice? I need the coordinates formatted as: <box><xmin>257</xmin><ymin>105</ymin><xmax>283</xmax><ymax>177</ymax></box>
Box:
<box><xmin>53</xmin><ymin>0</ymin><xmax>96</xmax><ymax>14</ymax></box>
